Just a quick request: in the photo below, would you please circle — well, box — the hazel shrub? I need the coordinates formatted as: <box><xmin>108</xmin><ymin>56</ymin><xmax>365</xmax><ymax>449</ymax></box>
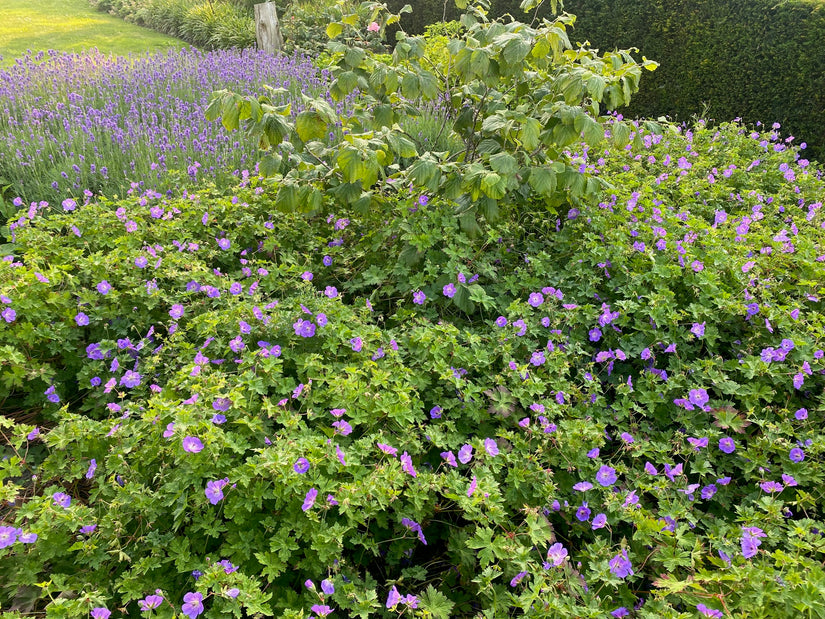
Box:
<box><xmin>1</xmin><ymin>113</ymin><xmax>824</xmax><ymax>617</ymax></box>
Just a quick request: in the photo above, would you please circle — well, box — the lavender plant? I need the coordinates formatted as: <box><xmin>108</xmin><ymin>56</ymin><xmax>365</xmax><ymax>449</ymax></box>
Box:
<box><xmin>0</xmin><ymin>47</ymin><xmax>331</xmax><ymax>207</ymax></box>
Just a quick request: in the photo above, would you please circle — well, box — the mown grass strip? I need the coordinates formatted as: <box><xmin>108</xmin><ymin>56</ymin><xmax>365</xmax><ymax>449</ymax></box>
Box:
<box><xmin>0</xmin><ymin>0</ymin><xmax>186</xmax><ymax>66</ymax></box>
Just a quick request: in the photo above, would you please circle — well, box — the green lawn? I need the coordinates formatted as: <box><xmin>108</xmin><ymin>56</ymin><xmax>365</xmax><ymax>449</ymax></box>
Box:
<box><xmin>0</xmin><ymin>0</ymin><xmax>187</xmax><ymax>66</ymax></box>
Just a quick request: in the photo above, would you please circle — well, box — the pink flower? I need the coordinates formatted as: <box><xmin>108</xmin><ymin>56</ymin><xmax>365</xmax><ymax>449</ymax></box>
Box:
<box><xmin>367</xmin><ymin>21</ymin><xmax>380</xmax><ymax>32</ymax></box>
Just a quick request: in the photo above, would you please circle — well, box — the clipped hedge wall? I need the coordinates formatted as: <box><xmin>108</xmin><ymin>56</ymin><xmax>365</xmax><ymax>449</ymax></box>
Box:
<box><xmin>389</xmin><ymin>0</ymin><xmax>825</xmax><ymax>159</ymax></box>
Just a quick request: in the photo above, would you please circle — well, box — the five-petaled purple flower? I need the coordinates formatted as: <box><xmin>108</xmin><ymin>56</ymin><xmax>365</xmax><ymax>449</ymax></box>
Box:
<box><xmin>546</xmin><ymin>542</ymin><xmax>568</xmax><ymax>566</ymax></box>
<box><xmin>301</xmin><ymin>487</ymin><xmax>318</xmax><ymax>511</ymax></box>
<box><xmin>53</xmin><ymin>491</ymin><xmax>71</xmax><ymax>508</ymax></box>
<box><xmin>400</xmin><ymin>451</ymin><xmax>417</xmax><ymax>477</ymax></box>
<box><xmin>596</xmin><ymin>465</ymin><xmax>617</xmax><ymax>487</ymax></box>
<box><xmin>484</xmin><ymin>438</ymin><xmax>499</xmax><ymax>456</ymax></box>
<box><xmin>182</xmin><ymin>436</ymin><xmax>204</xmax><ymax>453</ymax></box>
<box><xmin>789</xmin><ymin>447</ymin><xmax>805</xmax><ymax>462</ymax></box>
<box><xmin>205</xmin><ymin>478</ymin><xmax>230</xmax><ymax>504</ymax></box>
<box><xmin>181</xmin><ymin>592</ymin><xmax>204</xmax><ymax>619</ymax></box>
<box><xmin>608</xmin><ymin>549</ymin><xmax>634</xmax><ymax>578</ymax></box>
<box><xmin>96</xmin><ymin>280</ymin><xmax>112</xmax><ymax>295</ymax></box>
<box><xmin>120</xmin><ymin>370</ymin><xmax>142</xmax><ymax>388</ymax></box>
<box><xmin>139</xmin><ymin>594</ymin><xmax>163</xmax><ymax>611</ymax></box>
<box><xmin>719</xmin><ymin>437</ymin><xmax>736</xmax><ymax>454</ymax></box>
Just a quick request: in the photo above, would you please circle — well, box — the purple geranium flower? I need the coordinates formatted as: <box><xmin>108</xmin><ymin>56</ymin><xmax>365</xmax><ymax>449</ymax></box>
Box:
<box><xmin>53</xmin><ymin>492</ymin><xmax>71</xmax><ymax>508</ymax></box>
<box><xmin>378</xmin><ymin>443</ymin><xmax>398</xmax><ymax>456</ymax></box>
<box><xmin>96</xmin><ymin>280</ymin><xmax>112</xmax><ymax>295</ymax></box>
<box><xmin>139</xmin><ymin>594</ymin><xmax>163</xmax><ymax>611</ymax></box>
<box><xmin>719</xmin><ymin>437</ymin><xmax>736</xmax><ymax>454</ymax></box>
<box><xmin>301</xmin><ymin>487</ymin><xmax>318</xmax><ymax>511</ymax></box>
<box><xmin>181</xmin><ymin>592</ymin><xmax>204</xmax><ymax>619</ymax></box>
<box><xmin>182</xmin><ymin>436</ymin><xmax>204</xmax><ymax>453</ymax></box>
<box><xmin>608</xmin><ymin>549</ymin><xmax>634</xmax><ymax>578</ymax></box>
<box><xmin>386</xmin><ymin>586</ymin><xmax>401</xmax><ymax>609</ymax></box>
<box><xmin>400</xmin><ymin>451</ymin><xmax>417</xmax><ymax>477</ymax></box>
<box><xmin>120</xmin><ymin>370</ymin><xmax>141</xmax><ymax>388</ymax></box>
<box><xmin>86</xmin><ymin>459</ymin><xmax>97</xmax><ymax>479</ymax></box>
<box><xmin>510</xmin><ymin>571</ymin><xmax>528</xmax><ymax>587</ymax></box>
<box><xmin>528</xmin><ymin>292</ymin><xmax>544</xmax><ymax>307</ymax></box>
<box><xmin>484</xmin><ymin>438</ymin><xmax>499</xmax><ymax>456</ymax></box>
<box><xmin>205</xmin><ymin>478</ymin><xmax>229</xmax><ymax>504</ymax></box>
<box><xmin>546</xmin><ymin>542</ymin><xmax>568</xmax><ymax>566</ymax></box>
<box><xmin>596</xmin><ymin>465</ymin><xmax>617</xmax><ymax>486</ymax></box>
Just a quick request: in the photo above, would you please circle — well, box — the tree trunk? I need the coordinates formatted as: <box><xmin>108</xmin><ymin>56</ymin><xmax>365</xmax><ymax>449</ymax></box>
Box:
<box><xmin>254</xmin><ymin>2</ymin><xmax>284</xmax><ymax>55</ymax></box>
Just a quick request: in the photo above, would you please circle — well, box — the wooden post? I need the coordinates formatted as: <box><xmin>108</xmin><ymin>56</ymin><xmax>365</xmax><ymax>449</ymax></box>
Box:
<box><xmin>254</xmin><ymin>2</ymin><xmax>284</xmax><ymax>55</ymax></box>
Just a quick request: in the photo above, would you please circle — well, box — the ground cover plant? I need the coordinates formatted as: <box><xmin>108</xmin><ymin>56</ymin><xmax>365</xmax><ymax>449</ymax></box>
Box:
<box><xmin>0</xmin><ymin>0</ymin><xmax>185</xmax><ymax>68</ymax></box>
<box><xmin>1</xmin><ymin>0</ymin><xmax>825</xmax><ymax>617</ymax></box>
<box><xmin>0</xmin><ymin>47</ymin><xmax>331</xmax><ymax>209</ymax></box>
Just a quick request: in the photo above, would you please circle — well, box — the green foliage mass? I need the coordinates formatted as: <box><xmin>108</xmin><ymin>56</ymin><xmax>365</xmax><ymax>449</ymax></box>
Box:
<box><xmin>1</xmin><ymin>1</ymin><xmax>825</xmax><ymax>617</ymax></box>
<box><xmin>2</xmin><ymin>115</ymin><xmax>825</xmax><ymax>618</ymax></box>
<box><xmin>208</xmin><ymin>0</ymin><xmax>658</xmax><ymax>234</ymax></box>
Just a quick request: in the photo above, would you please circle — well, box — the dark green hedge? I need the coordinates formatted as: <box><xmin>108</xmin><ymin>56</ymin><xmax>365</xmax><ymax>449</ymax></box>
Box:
<box><xmin>390</xmin><ymin>0</ymin><xmax>825</xmax><ymax>160</ymax></box>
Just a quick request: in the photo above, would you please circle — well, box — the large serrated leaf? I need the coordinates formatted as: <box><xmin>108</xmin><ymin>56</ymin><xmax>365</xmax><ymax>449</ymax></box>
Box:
<box><xmin>345</xmin><ymin>48</ymin><xmax>366</xmax><ymax>68</ymax></box>
<box><xmin>374</xmin><ymin>104</ymin><xmax>394</xmax><ymax>128</ymax></box>
<box><xmin>528</xmin><ymin>167</ymin><xmax>557</xmax><ymax>197</ymax></box>
<box><xmin>520</xmin><ymin>117</ymin><xmax>541</xmax><ymax>151</ymax></box>
<box><xmin>337</xmin><ymin>147</ymin><xmax>361</xmax><ymax>184</ymax></box>
<box><xmin>325</xmin><ymin>22</ymin><xmax>343</xmax><ymax>39</ymax></box>
<box><xmin>613</xmin><ymin>122</ymin><xmax>631</xmax><ymax>148</ymax></box>
<box><xmin>452</xmin><ymin>284</ymin><xmax>475</xmax><ymax>313</ymax></box>
<box><xmin>480</xmin><ymin>172</ymin><xmax>505</xmax><ymax>199</ymax></box>
<box><xmin>409</xmin><ymin>154</ymin><xmax>438</xmax><ymax>187</ymax></box>
<box><xmin>274</xmin><ymin>183</ymin><xmax>298</xmax><ymax>212</ymax></box>
<box><xmin>582</xmin><ymin>117</ymin><xmax>605</xmax><ymax>147</ymax></box>
<box><xmin>489</xmin><ymin>152</ymin><xmax>518</xmax><ymax>176</ymax></box>
<box><xmin>502</xmin><ymin>38</ymin><xmax>530</xmax><ymax>65</ymax></box>
<box><xmin>259</xmin><ymin>153</ymin><xmax>282</xmax><ymax>177</ymax></box>
<box><xmin>295</xmin><ymin>111</ymin><xmax>327</xmax><ymax>143</ymax></box>
<box><xmin>587</xmin><ymin>75</ymin><xmax>606</xmax><ymax>101</ymax></box>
